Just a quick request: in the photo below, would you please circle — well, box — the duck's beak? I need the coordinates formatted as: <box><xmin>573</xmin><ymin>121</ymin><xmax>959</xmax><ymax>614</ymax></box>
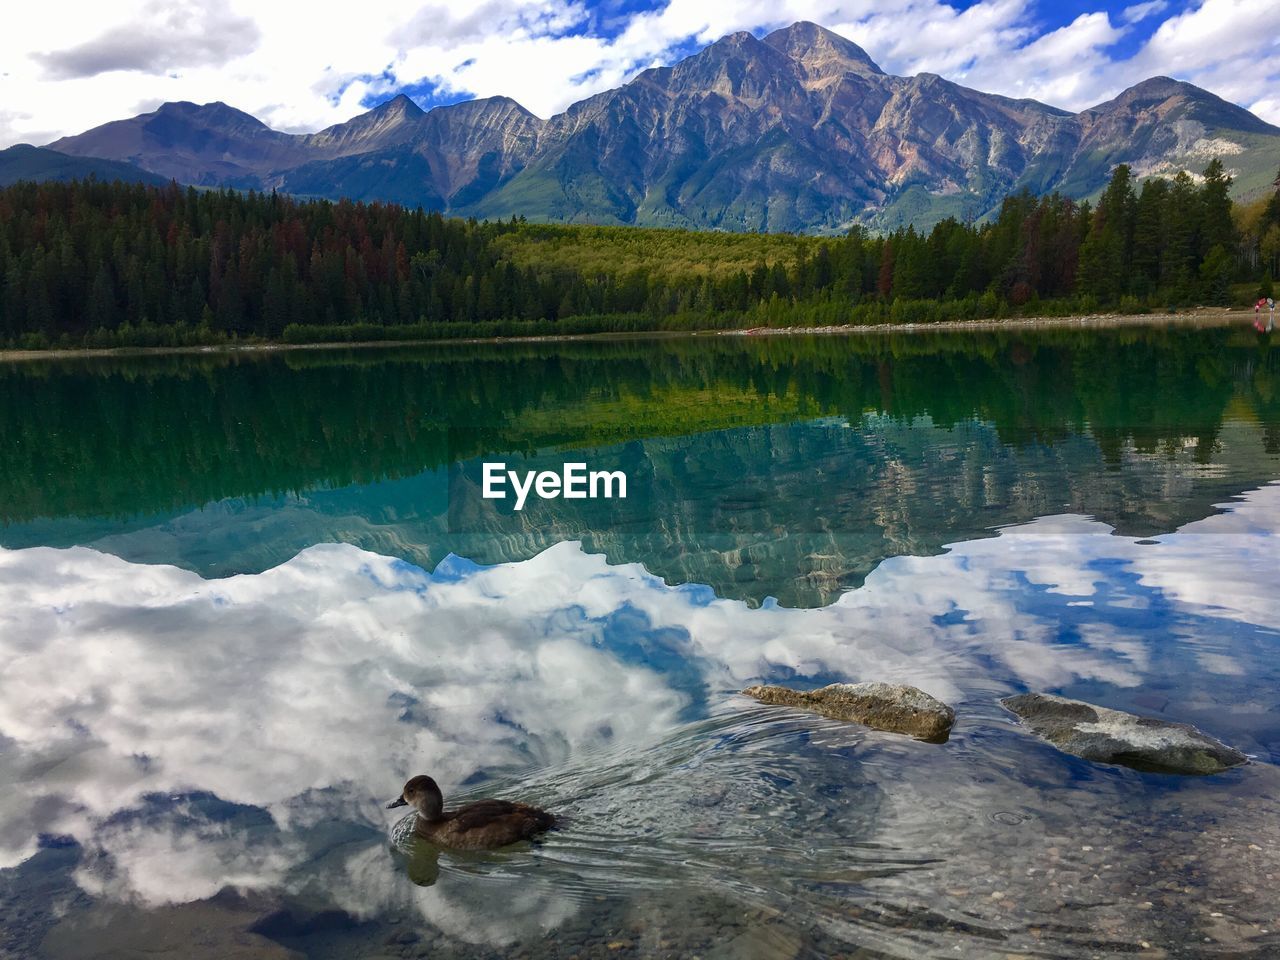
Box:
<box><xmin>386</xmin><ymin>796</ymin><xmax>408</xmax><ymax>809</ymax></box>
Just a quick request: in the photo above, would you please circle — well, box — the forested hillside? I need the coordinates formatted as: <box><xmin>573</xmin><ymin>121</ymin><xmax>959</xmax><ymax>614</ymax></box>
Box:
<box><xmin>0</xmin><ymin>160</ymin><xmax>1274</xmax><ymax>350</ymax></box>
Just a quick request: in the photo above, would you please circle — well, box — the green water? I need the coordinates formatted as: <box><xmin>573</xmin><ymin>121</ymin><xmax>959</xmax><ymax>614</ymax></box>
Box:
<box><xmin>3</xmin><ymin>326</ymin><xmax>1278</xmax><ymax>605</ymax></box>
<box><xmin>2</xmin><ymin>326</ymin><xmax>1279</xmax><ymax>959</ymax></box>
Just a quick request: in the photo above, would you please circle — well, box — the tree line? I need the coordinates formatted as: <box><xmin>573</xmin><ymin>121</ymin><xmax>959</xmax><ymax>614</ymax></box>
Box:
<box><xmin>0</xmin><ymin>159</ymin><xmax>1269</xmax><ymax>348</ymax></box>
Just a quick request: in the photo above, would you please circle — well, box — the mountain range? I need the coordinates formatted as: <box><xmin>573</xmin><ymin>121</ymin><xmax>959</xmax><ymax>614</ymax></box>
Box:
<box><xmin>0</xmin><ymin>143</ymin><xmax>169</xmax><ymax>188</ymax></box>
<box><xmin>7</xmin><ymin>21</ymin><xmax>1279</xmax><ymax>233</ymax></box>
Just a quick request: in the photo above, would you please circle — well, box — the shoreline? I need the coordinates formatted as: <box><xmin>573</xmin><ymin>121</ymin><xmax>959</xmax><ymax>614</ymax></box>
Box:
<box><xmin>719</xmin><ymin>308</ymin><xmax>1250</xmax><ymax>337</ymax></box>
<box><xmin>0</xmin><ymin>309</ymin><xmax>1255</xmax><ymax>363</ymax></box>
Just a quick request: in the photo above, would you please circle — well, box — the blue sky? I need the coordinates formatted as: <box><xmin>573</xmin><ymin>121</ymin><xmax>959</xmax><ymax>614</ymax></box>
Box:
<box><xmin>993</xmin><ymin>0</ymin><xmax>1165</xmax><ymax>55</ymax></box>
<box><xmin>2</xmin><ymin>0</ymin><xmax>1278</xmax><ymax>147</ymax></box>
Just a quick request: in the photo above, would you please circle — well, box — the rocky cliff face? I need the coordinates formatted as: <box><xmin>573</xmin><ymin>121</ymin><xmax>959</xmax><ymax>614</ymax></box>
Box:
<box><xmin>271</xmin><ymin>96</ymin><xmax>544</xmax><ymax>208</ymax></box>
<box><xmin>299</xmin><ymin>93</ymin><xmax>427</xmax><ymax>159</ymax></box>
<box><xmin>44</xmin><ymin>22</ymin><xmax>1280</xmax><ymax>232</ymax></box>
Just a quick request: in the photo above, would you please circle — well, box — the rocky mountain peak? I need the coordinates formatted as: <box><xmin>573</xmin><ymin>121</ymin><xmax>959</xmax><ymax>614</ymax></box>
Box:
<box><xmin>1088</xmin><ymin>76</ymin><xmax>1195</xmax><ymax>113</ymax></box>
<box><xmin>302</xmin><ymin>94</ymin><xmax>428</xmax><ymax>157</ymax></box>
<box><xmin>369</xmin><ymin>93</ymin><xmax>426</xmax><ymax>118</ymax></box>
<box><xmin>666</xmin><ymin>27</ymin><xmax>798</xmax><ymax>102</ymax></box>
<box><xmin>439</xmin><ymin>95</ymin><xmax>539</xmax><ymax>121</ymax></box>
<box><xmin>1081</xmin><ymin>74</ymin><xmax>1278</xmax><ymax>136</ymax></box>
<box><xmin>1127</xmin><ymin>75</ymin><xmax>1190</xmax><ymax>95</ymax></box>
<box><xmin>154</xmin><ymin>100</ymin><xmax>272</xmax><ymax>130</ymax></box>
<box><xmin>681</xmin><ymin>28</ymin><xmax>788</xmax><ymax>68</ymax></box>
<box><xmin>763</xmin><ymin>21</ymin><xmax>885</xmax><ymax>79</ymax></box>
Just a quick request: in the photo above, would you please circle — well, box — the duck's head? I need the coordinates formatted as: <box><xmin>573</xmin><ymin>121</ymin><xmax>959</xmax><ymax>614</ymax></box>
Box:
<box><xmin>386</xmin><ymin>774</ymin><xmax>444</xmax><ymax>819</ymax></box>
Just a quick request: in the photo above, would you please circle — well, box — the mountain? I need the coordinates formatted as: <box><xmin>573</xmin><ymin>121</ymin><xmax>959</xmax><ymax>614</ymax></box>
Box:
<box><xmin>48</xmin><ymin>100</ymin><xmax>303</xmax><ymax>188</ymax></box>
<box><xmin>1061</xmin><ymin>76</ymin><xmax>1280</xmax><ymax>198</ymax></box>
<box><xmin>277</xmin><ymin>96</ymin><xmax>543</xmax><ymax>208</ymax></box>
<box><xmin>39</xmin><ymin>22</ymin><xmax>1280</xmax><ymax>232</ymax></box>
<box><xmin>298</xmin><ymin>93</ymin><xmax>426</xmax><ymax>157</ymax></box>
<box><xmin>0</xmin><ymin>143</ymin><xmax>167</xmax><ymax>187</ymax></box>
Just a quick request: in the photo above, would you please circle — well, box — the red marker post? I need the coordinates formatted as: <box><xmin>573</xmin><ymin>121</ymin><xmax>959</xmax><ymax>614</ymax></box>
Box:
<box><xmin>1256</xmin><ymin>298</ymin><xmax>1276</xmax><ymax>332</ymax></box>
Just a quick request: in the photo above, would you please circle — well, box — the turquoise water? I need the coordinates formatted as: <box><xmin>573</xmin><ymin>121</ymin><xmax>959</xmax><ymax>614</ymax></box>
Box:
<box><xmin>2</xmin><ymin>329</ymin><xmax>1279</xmax><ymax>958</ymax></box>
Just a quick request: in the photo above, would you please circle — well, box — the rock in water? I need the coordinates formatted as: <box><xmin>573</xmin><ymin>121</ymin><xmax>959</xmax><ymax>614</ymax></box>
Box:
<box><xmin>742</xmin><ymin>682</ymin><xmax>955</xmax><ymax>742</ymax></box>
<box><xmin>1000</xmin><ymin>693</ymin><xmax>1248</xmax><ymax>775</ymax></box>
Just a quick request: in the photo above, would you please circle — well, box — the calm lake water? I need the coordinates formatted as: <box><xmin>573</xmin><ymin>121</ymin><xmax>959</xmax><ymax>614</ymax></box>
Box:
<box><xmin>2</xmin><ymin>326</ymin><xmax>1280</xmax><ymax>959</ymax></box>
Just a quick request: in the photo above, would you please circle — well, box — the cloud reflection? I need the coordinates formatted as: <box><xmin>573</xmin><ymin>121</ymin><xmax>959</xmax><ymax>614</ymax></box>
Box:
<box><xmin>0</xmin><ymin>487</ymin><xmax>1278</xmax><ymax>938</ymax></box>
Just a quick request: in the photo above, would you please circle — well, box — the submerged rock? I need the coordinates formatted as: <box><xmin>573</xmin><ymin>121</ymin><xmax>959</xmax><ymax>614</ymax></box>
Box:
<box><xmin>742</xmin><ymin>681</ymin><xmax>955</xmax><ymax>742</ymax></box>
<box><xmin>1000</xmin><ymin>692</ymin><xmax>1248</xmax><ymax>775</ymax></box>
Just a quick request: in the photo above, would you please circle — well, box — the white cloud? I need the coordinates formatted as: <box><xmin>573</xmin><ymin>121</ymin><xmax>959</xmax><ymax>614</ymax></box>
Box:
<box><xmin>1119</xmin><ymin>0</ymin><xmax>1280</xmax><ymax>120</ymax></box>
<box><xmin>30</xmin><ymin>0</ymin><xmax>259</xmax><ymax>80</ymax></box>
<box><xmin>1122</xmin><ymin>0</ymin><xmax>1169</xmax><ymax>24</ymax></box>
<box><xmin>954</xmin><ymin>11</ymin><xmax>1125</xmax><ymax>107</ymax></box>
<box><xmin>831</xmin><ymin>0</ymin><xmax>1034</xmax><ymax>81</ymax></box>
<box><xmin>1250</xmin><ymin>96</ymin><xmax>1280</xmax><ymax>125</ymax></box>
<box><xmin>1132</xmin><ymin>0</ymin><xmax>1280</xmax><ymax>76</ymax></box>
<box><xmin>2</xmin><ymin>1</ymin><xmax>1279</xmax><ymax>148</ymax></box>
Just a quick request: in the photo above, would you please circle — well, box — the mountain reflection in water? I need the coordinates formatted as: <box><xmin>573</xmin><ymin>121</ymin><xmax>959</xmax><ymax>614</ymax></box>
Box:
<box><xmin>2</xmin><ymin>482</ymin><xmax>1279</xmax><ymax>957</ymax></box>
<box><xmin>4</xmin><ymin>327</ymin><xmax>1280</xmax><ymax>607</ymax></box>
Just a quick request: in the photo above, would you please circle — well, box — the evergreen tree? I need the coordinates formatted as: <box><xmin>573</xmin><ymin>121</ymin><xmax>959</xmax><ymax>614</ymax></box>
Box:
<box><xmin>1200</xmin><ymin>158</ymin><xmax>1236</xmax><ymax>256</ymax></box>
<box><xmin>1200</xmin><ymin>245</ymin><xmax>1233</xmax><ymax>305</ymax></box>
<box><xmin>1132</xmin><ymin>179</ymin><xmax>1169</xmax><ymax>295</ymax></box>
<box><xmin>86</xmin><ymin>263</ymin><xmax>118</xmax><ymax>330</ymax></box>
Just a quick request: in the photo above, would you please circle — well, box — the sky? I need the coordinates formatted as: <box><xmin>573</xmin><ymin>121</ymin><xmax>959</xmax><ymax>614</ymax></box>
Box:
<box><xmin>2</xmin><ymin>0</ymin><xmax>1279</xmax><ymax>148</ymax></box>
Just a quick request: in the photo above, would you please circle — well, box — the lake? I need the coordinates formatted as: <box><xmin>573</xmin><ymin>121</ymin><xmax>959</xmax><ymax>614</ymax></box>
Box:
<box><xmin>2</xmin><ymin>326</ymin><xmax>1279</xmax><ymax>959</ymax></box>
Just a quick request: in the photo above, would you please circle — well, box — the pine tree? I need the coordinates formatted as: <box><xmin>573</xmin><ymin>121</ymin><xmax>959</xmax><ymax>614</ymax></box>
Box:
<box><xmin>1132</xmin><ymin>179</ymin><xmax>1169</xmax><ymax>295</ymax></box>
<box><xmin>86</xmin><ymin>263</ymin><xmax>118</xmax><ymax>331</ymax></box>
<box><xmin>1200</xmin><ymin>245</ymin><xmax>1233</xmax><ymax>305</ymax></box>
<box><xmin>1089</xmin><ymin>165</ymin><xmax>1138</xmax><ymax>299</ymax></box>
<box><xmin>1163</xmin><ymin>172</ymin><xmax>1201</xmax><ymax>301</ymax></box>
<box><xmin>1200</xmin><ymin>158</ymin><xmax>1236</xmax><ymax>256</ymax></box>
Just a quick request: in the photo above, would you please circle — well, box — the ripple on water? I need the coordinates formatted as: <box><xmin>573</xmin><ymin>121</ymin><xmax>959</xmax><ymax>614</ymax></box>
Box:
<box><xmin>368</xmin><ymin>698</ymin><xmax>1280</xmax><ymax>959</ymax></box>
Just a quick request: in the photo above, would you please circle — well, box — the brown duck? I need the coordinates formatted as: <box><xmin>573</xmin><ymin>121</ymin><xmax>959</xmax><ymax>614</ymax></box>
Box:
<box><xmin>386</xmin><ymin>775</ymin><xmax>556</xmax><ymax>850</ymax></box>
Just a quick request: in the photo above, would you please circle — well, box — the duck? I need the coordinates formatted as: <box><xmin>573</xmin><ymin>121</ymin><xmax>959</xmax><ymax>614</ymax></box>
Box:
<box><xmin>386</xmin><ymin>774</ymin><xmax>556</xmax><ymax>850</ymax></box>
